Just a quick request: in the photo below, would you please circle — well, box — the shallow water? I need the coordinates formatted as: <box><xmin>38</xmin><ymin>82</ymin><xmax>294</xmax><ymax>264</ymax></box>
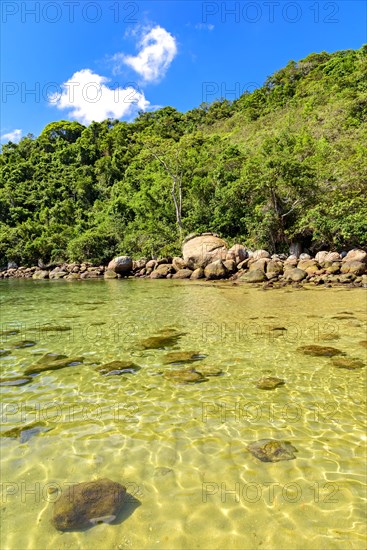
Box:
<box><xmin>0</xmin><ymin>279</ymin><xmax>366</xmax><ymax>550</ymax></box>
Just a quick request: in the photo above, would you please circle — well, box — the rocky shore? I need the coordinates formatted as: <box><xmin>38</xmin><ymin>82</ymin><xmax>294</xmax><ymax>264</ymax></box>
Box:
<box><xmin>1</xmin><ymin>233</ymin><xmax>367</xmax><ymax>288</ymax></box>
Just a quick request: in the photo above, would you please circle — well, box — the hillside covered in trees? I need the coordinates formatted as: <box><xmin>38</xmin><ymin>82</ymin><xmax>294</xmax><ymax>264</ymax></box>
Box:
<box><xmin>1</xmin><ymin>45</ymin><xmax>366</xmax><ymax>266</ymax></box>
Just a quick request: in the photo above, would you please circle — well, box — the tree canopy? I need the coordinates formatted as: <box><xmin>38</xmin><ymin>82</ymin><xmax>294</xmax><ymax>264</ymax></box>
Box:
<box><xmin>1</xmin><ymin>46</ymin><xmax>366</xmax><ymax>265</ymax></box>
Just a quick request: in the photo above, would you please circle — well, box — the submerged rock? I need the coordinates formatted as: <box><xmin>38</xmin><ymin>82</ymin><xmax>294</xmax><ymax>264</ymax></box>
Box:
<box><xmin>34</xmin><ymin>325</ymin><xmax>72</xmax><ymax>332</ymax></box>
<box><xmin>140</xmin><ymin>332</ymin><xmax>185</xmax><ymax>350</ymax></box>
<box><xmin>13</xmin><ymin>340</ymin><xmax>36</xmax><ymax>349</ymax></box>
<box><xmin>164</xmin><ymin>368</ymin><xmax>208</xmax><ymax>384</ymax></box>
<box><xmin>2</xmin><ymin>422</ymin><xmax>51</xmax><ymax>442</ymax></box>
<box><xmin>0</xmin><ymin>376</ymin><xmax>33</xmax><ymax>387</ymax></box>
<box><xmin>0</xmin><ymin>350</ymin><xmax>11</xmax><ymax>357</ymax></box>
<box><xmin>247</xmin><ymin>439</ymin><xmax>298</xmax><ymax>462</ymax></box>
<box><xmin>24</xmin><ymin>355</ymin><xmax>84</xmax><ymax>375</ymax></box>
<box><xmin>319</xmin><ymin>333</ymin><xmax>340</xmax><ymax>341</ymax></box>
<box><xmin>1</xmin><ymin>329</ymin><xmax>20</xmax><ymax>337</ymax></box>
<box><xmin>359</xmin><ymin>340</ymin><xmax>367</xmax><ymax>348</ymax></box>
<box><xmin>52</xmin><ymin>478</ymin><xmax>126</xmax><ymax>532</ymax></box>
<box><xmin>96</xmin><ymin>361</ymin><xmax>141</xmax><ymax>375</ymax></box>
<box><xmin>154</xmin><ymin>467</ymin><xmax>173</xmax><ymax>477</ymax></box>
<box><xmin>297</xmin><ymin>345</ymin><xmax>346</xmax><ymax>357</ymax></box>
<box><xmin>194</xmin><ymin>365</ymin><xmax>223</xmax><ymax>377</ymax></box>
<box><xmin>331</xmin><ymin>357</ymin><xmax>365</xmax><ymax>370</ymax></box>
<box><xmin>256</xmin><ymin>377</ymin><xmax>285</xmax><ymax>390</ymax></box>
<box><xmin>162</xmin><ymin>351</ymin><xmax>205</xmax><ymax>364</ymax></box>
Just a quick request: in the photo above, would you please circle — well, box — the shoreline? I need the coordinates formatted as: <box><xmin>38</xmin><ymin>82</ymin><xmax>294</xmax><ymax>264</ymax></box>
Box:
<box><xmin>2</xmin><ymin>235</ymin><xmax>367</xmax><ymax>288</ymax></box>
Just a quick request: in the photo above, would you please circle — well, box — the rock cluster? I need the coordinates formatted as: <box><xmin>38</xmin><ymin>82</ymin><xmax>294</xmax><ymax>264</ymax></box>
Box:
<box><xmin>1</xmin><ymin>234</ymin><xmax>366</xmax><ymax>287</ymax></box>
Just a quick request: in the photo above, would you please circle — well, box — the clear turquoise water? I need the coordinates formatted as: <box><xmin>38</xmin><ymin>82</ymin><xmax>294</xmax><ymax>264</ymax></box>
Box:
<box><xmin>0</xmin><ymin>279</ymin><xmax>366</xmax><ymax>549</ymax></box>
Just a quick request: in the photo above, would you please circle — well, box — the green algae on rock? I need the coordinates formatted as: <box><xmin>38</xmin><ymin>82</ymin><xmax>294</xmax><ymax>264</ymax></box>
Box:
<box><xmin>13</xmin><ymin>340</ymin><xmax>37</xmax><ymax>349</ymax></box>
<box><xmin>247</xmin><ymin>439</ymin><xmax>298</xmax><ymax>462</ymax></box>
<box><xmin>95</xmin><ymin>360</ymin><xmax>141</xmax><ymax>375</ymax></box>
<box><xmin>297</xmin><ymin>345</ymin><xmax>346</xmax><ymax>357</ymax></box>
<box><xmin>164</xmin><ymin>368</ymin><xmax>208</xmax><ymax>384</ymax></box>
<box><xmin>194</xmin><ymin>365</ymin><xmax>223</xmax><ymax>377</ymax></box>
<box><xmin>0</xmin><ymin>376</ymin><xmax>33</xmax><ymax>387</ymax></box>
<box><xmin>256</xmin><ymin>377</ymin><xmax>285</xmax><ymax>390</ymax></box>
<box><xmin>139</xmin><ymin>332</ymin><xmax>186</xmax><ymax>350</ymax></box>
<box><xmin>24</xmin><ymin>355</ymin><xmax>84</xmax><ymax>375</ymax></box>
<box><xmin>1</xmin><ymin>422</ymin><xmax>52</xmax><ymax>443</ymax></box>
<box><xmin>162</xmin><ymin>351</ymin><xmax>205</xmax><ymax>364</ymax></box>
<box><xmin>1</xmin><ymin>329</ymin><xmax>20</xmax><ymax>337</ymax></box>
<box><xmin>52</xmin><ymin>478</ymin><xmax>126</xmax><ymax>531</ymax></box>
<box><xmin>331</xmin><ymin>357</ymin><xmax>365</xmax><ymax>370</ymax></box>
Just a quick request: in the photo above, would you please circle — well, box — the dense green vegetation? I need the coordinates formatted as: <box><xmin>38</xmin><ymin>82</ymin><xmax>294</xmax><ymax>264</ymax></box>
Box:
<box><xmin>1</xmin><ymin>45</ymin><xmax>366</xmax><ymax>266</ymax></box>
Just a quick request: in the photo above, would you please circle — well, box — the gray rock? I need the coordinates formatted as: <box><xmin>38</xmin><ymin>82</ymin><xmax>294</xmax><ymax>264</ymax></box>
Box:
<box><xmin>172</xmin><ymin>269</ymin><xmax>193</xmax><ymax>279</ymax></box>
<box><xmin>284</xmin><ymin>268</ymin><xmax>307</xmax><ymax>282</ymax></box>
<box><xmin>52</xmin><ymin>479</ymin><xmax>126</xmax><ymax>531</ymax></box>
<box><xmin>240</xmin><ymin>269</ymin><xmax>267</xmax><ymax>283</ymax></box>
<box><xmin>252</xmin><ymin>249</ymin><xmax>270</xmax><ymax>261</ymax></box>
<box><xmin>107</xmin><ymin>256</ymin><xmax>133</xmax><ymax>274</ymax></box>
<box><xmin>204</xmin><ymin>260</ymin><xmax>228</xmax><ymax>280</ymax></box>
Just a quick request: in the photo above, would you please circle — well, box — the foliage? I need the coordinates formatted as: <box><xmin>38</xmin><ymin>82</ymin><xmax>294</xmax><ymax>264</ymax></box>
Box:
<box><xmin>0</xmin><ymin>46</ymin><xmax>366</xmax><ymax>265</ymax></box>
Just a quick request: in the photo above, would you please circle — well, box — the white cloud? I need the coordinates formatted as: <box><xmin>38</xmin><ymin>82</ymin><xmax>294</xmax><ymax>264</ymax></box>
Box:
<box><xmin>49</xmin><ymin>69</ymin><xmax>150</xmax><ymax>124</ymax></box>
<box><xmin>1</xmin><ymin>129</ymin><xmax>22</xmax><ymax>143</ymax></box>
<box><xmin>115</xmin><ymin>25</ymin><xmax>177</xmax><ymax>82</ymax></box>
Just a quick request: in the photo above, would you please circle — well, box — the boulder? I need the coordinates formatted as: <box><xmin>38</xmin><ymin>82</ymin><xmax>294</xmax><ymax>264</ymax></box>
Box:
<box><xmin>190</xmin><ymin>268</ymin><xmax>204</xmax><ymax>280</ymax></box>
<box><xmin>341</xmin><ymin>261</ymin><xmax>365</xmax><ymax>275</ymax></box>
<box><xmin>172</xmin><ymin>257</ymin><xmax>187</xmax><ymax>271</ymax></box>
<box><xmin>297</xmin><ymin>259</ymin><xmax>319</xmax><ymax>274</ymax></box>
<box><xmin>172</xmin><ymin>269</ymin><xmax>193</xmax><ymax>279</ymax></box>
<box><xmin>252</xmin><ymin>249</ymin><xmax>270</xmax><ymax>261</ymax></box>
<box><xmin>49</xmin><ymin>269</ymin><xmax>68</xmax><ymax>279</ymax></box>
<box><xmin>32</xmin><ymin>270</ymin><xmax>49</xmax><ymax>280</ymax></box>
<box><xmin>228</xmin><ymin>244</ymin><xmax>248</xmax><ymax>264</ymax></box>
<box><xmin>146</xmin><ymin>260</ymin><xmax>157</xmax><ymax>269</ymax></box>
<box><xmin>325</xmin><ymin>252</ymin><xmax>341</xmax><ymax>262</ymax></box>
<box><xmin>104</xmin><ymin>270</ymin><xmax>118</xmax><ymax>279</ymax></box>
<box><xmin>343</xmin><ymin>249</ymin><xmax>367</xmax><ymax>263</ymax></box>
<box><xmin>132</xmin><ymin>258</ymin><xmax>147</xmax><ymax>271</ymax></box>
<box><xmin>151</xmin><ymin>264</ymin><xmax>174</xmax><ymax>278</ymax></box>
<box><xmin>325</xmin><ymin>262</ymin><xmax>341</xmax><ymax>274</ymax></box>
<box><xmin>52</xmin><ymin>479</ymin><xmax>126</xmax><ymax>531</ymax></box>
<box><xmin>239</xmin><ymin>269</ymin><xmax>266</xmax><ymax>283</ymax></box>
<box><xmin>299</xmin><ymin>253</ymin><xmax>311</xmax><ymax>260</ymax></box>
<box><xmin>237</xmin><ymin>258</ymin><xmax>251</xmax><ymax>270</ymax></box>
<box><xmin>223</xmin><ymin>260</ymin><xmax>236</xmax><ymax>273</ymax></box>
<box><xmin>339</xmin><ymin>273</ymin><xmax>356</xmax><ymax>283</ymax></box>
<box><xmin>107</xmin><ymin>256</ymin><xmax>132</xmax><ymax>274</ymax></box>
<box><xmin>249</xmin><ymin>258</ymin><xmax>268</xmax><ymax>273</ymax></box>
<box><xmin>315</xmin><ymin>251</ymin><xmax>329</xmax><ymax>263</ymax></box>
<box><xmin>204</xmin><ymin>260</ymin><xmax>228</xmax><ymax>280</ymax></box>
<box><xmin>182</xmin><ymin>235</ymin><xmax>227</xmax><ymax>269</ymax></box>
<box><xmin>266</xmin><ymin>260</ymin><xmax>283</xmax><ymax>278</ymax></box>
<box><xmin>284</xmin><ymin>268</ymin><xmax>307</xmax><ymax>282</ymax></box>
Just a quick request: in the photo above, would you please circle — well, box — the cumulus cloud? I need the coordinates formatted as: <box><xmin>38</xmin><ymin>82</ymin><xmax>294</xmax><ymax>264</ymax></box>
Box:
<box><xmin>49</xmin><ymin>69</ymin><xmax>150</xmax><ymax>124</ymax></box>
<box><xmin>115</xmin><ymin>25</ymin><xmax>177</xmax><ymax>82</ymax></box>
<box><xmin>1</xmin><ymin>129</ymin><xmax>22</xmax><ymax>143</ymax></box>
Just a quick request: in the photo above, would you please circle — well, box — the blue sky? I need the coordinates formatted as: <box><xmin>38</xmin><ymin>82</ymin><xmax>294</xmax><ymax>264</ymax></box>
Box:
<box><xmin>1</xmin><ymin>0</ymin><xmax>366</xmax><ymax>141</ymax></box>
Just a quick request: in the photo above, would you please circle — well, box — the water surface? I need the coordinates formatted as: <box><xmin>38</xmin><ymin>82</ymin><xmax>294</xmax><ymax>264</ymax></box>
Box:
<box><xmin>1</xmin><ymin>279</ymin><xmax>366</xmax><ymax>549</ymax></box>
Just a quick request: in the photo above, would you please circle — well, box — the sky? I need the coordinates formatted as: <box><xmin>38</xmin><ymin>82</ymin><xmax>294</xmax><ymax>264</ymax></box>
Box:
<box><xmin>1</xmin><ymin>0</ymin><xmax>366</xmax><ymax>142</ymax></box>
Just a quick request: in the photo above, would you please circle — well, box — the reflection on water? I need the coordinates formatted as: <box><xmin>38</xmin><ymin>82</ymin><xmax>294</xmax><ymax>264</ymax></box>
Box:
<box><xmin>0</xmin><ymin>279</ymin><xmax>366</xmax><ymax>549</ymax></box>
